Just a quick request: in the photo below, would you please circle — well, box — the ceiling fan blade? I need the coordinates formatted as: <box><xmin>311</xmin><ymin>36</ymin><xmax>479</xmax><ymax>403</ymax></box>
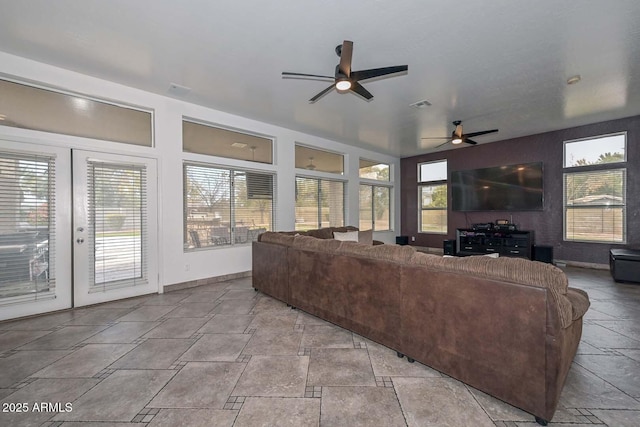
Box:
<box><xmin>309</xmin><ymin>84</ymin><xmax>336</xmax><ymax>103</ymax></box>
<box><xmin>282</xmin><ymin>72</ymin><xmax>334</xmax><ymax>80</ymax></box>
<box><xmin>465</xmin><ymin>129</ymin><xmax>498</xmax><ymax>138</ymax></box>
<box><xmin>464</xmin><ymin>138</ymin><xmax>478</xmax><ymax>145</ymax></box>
<box><xmin>351</xmin><ymin>65</ymin><xmax>408</xmax><ymax>81</ymax></box>
<box><xmin>338</xmin><ymin>40</ymin><xmax>353</xmax><ymax>76</ymax></box>
<box><xmin>435</xmin><ymin>140</ymin><xmax>452</xmax><ymax>148</ymax></box>
<box><xmin>350</xmin><ymin>82</ymin><xmax>373</xmax><ymax>100</ymax></box>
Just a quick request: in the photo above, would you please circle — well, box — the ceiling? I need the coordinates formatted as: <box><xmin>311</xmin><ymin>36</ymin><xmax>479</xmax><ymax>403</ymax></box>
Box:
<box><xmin>1</xmin><ymin>0</ymin><xmax>640</xmax><ymax>158</ymax></box>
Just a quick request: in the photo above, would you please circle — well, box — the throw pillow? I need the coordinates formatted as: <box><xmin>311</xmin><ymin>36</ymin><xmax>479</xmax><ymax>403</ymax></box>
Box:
<box><xmin>333</xmin><ymin>230</ymin><xmax>359</xmax><ymax>242</ymax></box>
<box><xmin>484</xmin><ymin>252</ymin><xmax>499</xmax><ymax>258</ymax></box>
<box><xmin>358</xmin><ymin>229</ymin><xmax>373</xmax><ymax>245</ymax></box>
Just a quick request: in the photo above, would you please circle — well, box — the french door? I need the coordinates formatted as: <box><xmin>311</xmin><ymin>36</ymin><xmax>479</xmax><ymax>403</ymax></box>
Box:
<box><xmin>73</xmin><ymin>150</ymin><xmax>158</xmax><ymax>307</ymax></box>
<box><xmin>0</xmin><ymin>140</ymin><xmax>158</xmax><ymax>321</ymax></box>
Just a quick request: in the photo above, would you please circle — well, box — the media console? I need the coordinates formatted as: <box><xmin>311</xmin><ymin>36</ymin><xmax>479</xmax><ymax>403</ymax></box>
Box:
<box><xmin>456</xmin><ymin>228</ymin><xmax>534</xmax><ymax>259</ymax></box>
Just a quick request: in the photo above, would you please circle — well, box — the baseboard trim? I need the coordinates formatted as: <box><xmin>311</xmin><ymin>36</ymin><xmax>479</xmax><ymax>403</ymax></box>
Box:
<box><xmin>554</xmin><ymin>260</ymin><xmax>609</xmax><ymax>270</ymax></box>
<box><xmin>164</xmin><ymin>270</ymin><xmax>252</xmax><ymax>293</ymax></box>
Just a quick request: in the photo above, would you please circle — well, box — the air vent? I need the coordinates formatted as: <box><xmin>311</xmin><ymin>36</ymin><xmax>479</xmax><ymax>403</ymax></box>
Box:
<box><xmin>410</xmin><ymin>100</ymin><xmax>432</xmax><ymax>109</ymax></box>
<box><xmin>168</xmin><ymin>83</ymin><xmax>191</xmax><ymax>96</ymax></box>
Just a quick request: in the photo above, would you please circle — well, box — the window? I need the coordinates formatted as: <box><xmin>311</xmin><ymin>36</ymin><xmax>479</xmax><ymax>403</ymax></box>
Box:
<box><xmin>295</xmin><ymin>145</ymin><xmax>344</xmax><ymax>174</ymax></box>
<box><xmin>295</xmin><ymin>177</ymin><xmax>344</xmax><ymax>231</ymax></box>
<box><xmin>183</xmin><ymin>120</ymin><xmax>273</xmax><ymax>164</ymax></box>
<box><xmin>0</xmin><ymin>150</ymin><xmax>56</xmax><ymax>302</ymax></box>
<box><xmin>0</xmin><ymin>79</ymin><xmax>152</xmax><ymax>146</ymax></box>
<box><xmin>419</xmin><ymin>160</ymin><xmax>447</xmax><ymax>234</ymax></box>
<box><xmin>359</xmin><ymin>185</ymin><xmax>390</xmax><ymax>231</ymax></box>
<box><xmin>564</xmin><ymin>133</ymin><xmax>626</xmax><ymax>243</ymax></box>
<box><xmin>359</xmin><ymin>159</ymin><xmax>389</xmax><ymax>181</ymax></box>
<box><xmin>183</xmin><ymin>163</ymin><xmax>275</xmax><ymax>250</ymax></box>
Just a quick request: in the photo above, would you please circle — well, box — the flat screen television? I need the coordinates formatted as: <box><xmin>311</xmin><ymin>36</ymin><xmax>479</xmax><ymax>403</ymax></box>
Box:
<box><xmin>451</xmin><ymin>162</ymin><xmax>543</xmax><ymax>211</ymax></box>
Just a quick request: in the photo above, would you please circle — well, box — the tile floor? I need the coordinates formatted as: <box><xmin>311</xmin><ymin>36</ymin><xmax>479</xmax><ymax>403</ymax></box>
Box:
<box><xmin>0</xmin><ymin>267</ymin><xmax>639</xmax><ymax>426</ymax></box>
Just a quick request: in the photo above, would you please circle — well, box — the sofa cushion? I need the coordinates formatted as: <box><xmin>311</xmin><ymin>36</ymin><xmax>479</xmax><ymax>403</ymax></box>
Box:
<box><xmin>258</xmin><ymin>232</ymin><xmax>295</xmax><ymax>246</ymax></box>
<box><xmin>333</xmin><ymin>230</ymin><xmax>359</xmax><ymax>242</ymax></box>
<box><xmin>566</xmin><ymin>287</ymin><xmax>591</xmax><ymax>321</ymax></box>
<box><xmin>306</xmin><ymin>226</ymin><xmax>358</xmax><ymax>240</ymax></box>
<box><xmin>337</xmin><ymin>241</ymin><xmax>416</xmax><ymax>263</ymax></box>
<box><xmin>409</xmin><ymin>252</ymin><xmax>574</xmax><ymax>328</ymax></box>
<box><xmin>358</xmin><ymin>229</ymin><xmax>373</xmax><ymax>245</ymax></box>
<box><xmin>293</xmin><ymin>235</ymin><xmax>342</xmax><ymax>252</ymax></box>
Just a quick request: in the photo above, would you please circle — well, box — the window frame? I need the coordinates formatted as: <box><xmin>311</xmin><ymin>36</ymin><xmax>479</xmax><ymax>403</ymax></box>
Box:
<box><xmin>562</xmin><ymin>133</ymin><xmax>627</xmax><ymax>244</ymax></box>
<box><xmin>359</xmin><ymin>183</ymin><xmax>392</xmax><ymax>232</ymax></box>
<box><xmin>294</xmin><ymin>175</ymin><xmax>346</xmax><ymax>231</ymax></box>
<box><xmin>418</xmin><ymin>160</ymin><xmax>448</xmax><ymax>235</ymax></box>
<box><xmin>183</xmin><ymin>161</ymin><xmax>276</xmax><ymax>251</ymax></box>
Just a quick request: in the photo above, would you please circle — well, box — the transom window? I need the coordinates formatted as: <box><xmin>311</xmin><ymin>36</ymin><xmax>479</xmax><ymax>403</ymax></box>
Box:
<box><xmin>563</xmin><ymin>133</ymin><xmax>626</xmax><ymax>243</ymax></box>
<box><xmin>295</xmin><ymin>145</ymin><xmax>344</xmax><ymax>175</ymax></box>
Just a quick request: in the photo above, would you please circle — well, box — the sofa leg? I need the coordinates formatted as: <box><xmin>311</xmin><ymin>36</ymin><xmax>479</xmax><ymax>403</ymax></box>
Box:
<box><xmin>407</xmin><ymin>357</ymin><xmax>415</xmax><ymax>363</ymax></box>
<box><xmin>535</xmin><ymin>416</ymin><xmax>548</xmax><ymax>426</ymax></box>
<box><xmin>396</xmin><ymin>352</ymin><xmax>404</xmax><ymax>358</ymax></box>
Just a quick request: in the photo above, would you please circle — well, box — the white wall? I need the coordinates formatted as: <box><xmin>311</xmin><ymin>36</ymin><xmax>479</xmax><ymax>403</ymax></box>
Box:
<box><xmin>0</xmin><ymin>52</ymin><xmax>401</xmax><ymax>289</ymax></box>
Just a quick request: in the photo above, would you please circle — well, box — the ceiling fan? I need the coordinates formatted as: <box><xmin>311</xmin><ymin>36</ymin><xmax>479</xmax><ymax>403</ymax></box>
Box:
<box><xmin>422</xmin><ymin>120</ymin><xmax>499</xmax><ymax>148</ymax></box>
<box><xmin>282</xmin><ymin>40</ymin><xmax>408</xmax><ymax>103</ymax></box>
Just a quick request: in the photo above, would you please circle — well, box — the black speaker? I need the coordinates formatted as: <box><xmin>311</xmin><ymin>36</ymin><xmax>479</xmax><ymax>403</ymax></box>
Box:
<box><xmin>396</xmin><ymin>236</ymin><xmax>409</xmax><ymax>246</ymax></box>
<box><xmin>443</xmin><ymin>239</ymin><xmax>456</xmax><ymax>256</ymax></box>
<box><xmin>533</xmin><ymin>245</ymin><xmax>553</xmax><ymax>264</ymax></box>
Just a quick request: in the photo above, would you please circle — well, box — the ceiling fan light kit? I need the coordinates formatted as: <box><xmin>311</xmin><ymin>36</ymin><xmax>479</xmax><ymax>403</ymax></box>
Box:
<box><xmin>282</xmin><ymin>40</ymin><xmax>408</xmax><ymax>103</ymax></box>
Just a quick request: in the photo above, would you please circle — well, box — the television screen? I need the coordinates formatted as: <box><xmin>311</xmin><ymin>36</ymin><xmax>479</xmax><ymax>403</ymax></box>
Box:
<box><xmin>451</xmin><ymin>162</ymin><xmax>543</xmax><ymax>211</ymax></box>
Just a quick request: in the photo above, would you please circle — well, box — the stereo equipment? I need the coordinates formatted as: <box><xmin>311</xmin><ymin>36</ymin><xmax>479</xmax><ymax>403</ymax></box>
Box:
<box><xmin>533</xmin><ymin>245</ymin><xmax>553</xmax><ymax>264</ymax></box>
<box><xmin>472</xmin><ymin>223</ymin><xmax>494</xmax><ymax>231</ymax></box>
<box><xmin>495</xmin><ymin>224</ymin><xmax>517</xmax><ymax>232</ymax></box>
<box><xmin>443</xmin><ymin>239</ymin><xmax>456</xmax><ymax>256</ymax></box>
<box><xmin>396</xmin><ymin>236</ymin><xmax>409</xmax><ymax>246</ymax></box>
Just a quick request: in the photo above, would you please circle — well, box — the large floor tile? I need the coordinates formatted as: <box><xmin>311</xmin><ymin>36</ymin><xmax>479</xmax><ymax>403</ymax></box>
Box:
<box><xmin>232</xmin><ymin>355</ymin><xmax>308</xmax><ymax>397</ymax></box>
<box><xmin>576</xmin><ymin>354</ymin><xmax>640</xmax><ymax>397</ymax></box>
<box><xmin>589</xmin><ymin>409</ymin><xmax>640</xmax><ymax>427</ymax></box>
<box><xmin>581</xmin><ymin>323</ymin><xmax>640</xmax><ymax>349</ymax></box>
<box><xmin>111</xmin><ymin>338</ymin><xmax>194</xmax><ymax>369</ymax></box>
<box><xmin>53</xmin><ymin>369</ymin><xmax>175</xmax><ymax>422</ymax></box>
<box><xmin>559</xmin><ymin>364</ymin><xmax>640</xmax><ymax>409</ymax></box>
<box><xmin>0</xmin><ymin>350</ymin><xmax>71</xmax><ymax>387</ymax></box>
<box><xmin>235</xmin><ymin>397</ymin><xmax>320</xmax><ymax>427</ymax></box>
<box><xmin>142</xmin><ymin>293</ymin><xmax>192</xmax><ymax>306</ymax></box>
<box><xmin>83</xmin><ymin>321</ymin><xmax>161</xmax><ymax>343</ymax></box>
<box><xmin>0</xmin><ymin>311</ymin><xmax>79</xmax><ymax>331</ymax></box>
<box><xmin>251</xmin><ymin>296</ymin><xmax>289</xmax><ymax>314</ymax></box>
<box><xmin>0</xmin><ymin>329</ymin><xmax>51</xmax><ymax>351</ymax></box>
<box><xmin>0</xmin><ymin>378</ymin><xmax>99</xmax><ymax>426</ymax></box>
<box><xmin>116</xmin><ymin>305</ymin><xmax>176</xmax><ymax>322</ymax></box>
<box><xmin>366</xmin><ymin>339</ymin><xmax>441</xmax><ymax>378</ymax></box>
<box><xmin>394</xmin><ymin>377</ymin><xmax>495</xmax><ymax>427</ymax></box>
<box><xmin>33</xmin><ymin>343</ymin><xmax>136</xmax><ymax>377</ymax></box>
<box><xmin>180</xmin><ymin>333</ymin><xmax>251</xmax><ymax>361</ymax></box>
<box><xmin>148</xmin><ymin>362</ymin><xmax>244</xmax><ymax>408</ymax></box>
<box><xmin>219</xmin><ymin>289</ymin><xmax>259</xmax><ymax>300</ymax></box>
<box><xmin>247</xmin><ymin>312</ymin><xmax>298</xmax><ymax>331</ymax></box>
<box><xmin>62</xmin><ymin>307</ymin><xmax>134</xmax><ymax>325</ymax></box>
<box><xmin>300</xmin><ymin>324</ymin><xmax>354</xmax><ymax>348</ymax></box>
<box><xmin>212</xmin><ymin>299</ymin><xmax>256</xmax><ymax>315</ymax></box>
<box><xmin>165</xmin><ymin>302</ymin><xmax>218</xmax><ymax>318</ymax></box>
<box><xmin>321</xmin><ymin>386</ymin><xmax>405</xmax><ymax>427</ymax></box>
<box><xmin>242</xmin><ymin>330</ymin><xmax>302</xmax><ymax>355</ymax></box>
<box><xmin>143</xmin><ymin>317</ymin><xmax>208</xmax><ymax>338</ymax></box>
<box><xmin>180</xmin><ymin>290</ymin><xmax>226</xmax><ymax>303</ymax></box>
<box><xmin>148</xmin><ymin>408</ymin><xmax>237</xmax><ymax>427</ymax></box>
<box><xmin>198</xmin><ymin>314</ymin><xmax>255</xmax><ymax>334</ymax></box>
<box><xmin>307</xmin><ymin>348</ymin><xmax>376</xmax><ymax>387</ymax></box>
<box><xmin>18</xmin><ymin>325</ymin><xmax>107</xmax><ymax>350</ymax></box>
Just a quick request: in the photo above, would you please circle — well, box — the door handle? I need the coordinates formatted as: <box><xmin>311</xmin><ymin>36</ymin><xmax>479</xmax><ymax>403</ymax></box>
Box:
<box><xmin>76</xmin><ymin>238</ymin><xmax>85</xmax><ymax>244</ymax></box>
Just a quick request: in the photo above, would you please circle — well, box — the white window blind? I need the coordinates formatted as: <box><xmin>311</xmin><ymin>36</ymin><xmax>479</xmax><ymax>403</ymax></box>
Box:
<box><xmin>87</xmin><ymin>161</ymin><xmax>148</xmax><ymax>291</ymax></box>
<box><xmin>564</xmin><ymin>169</ymin><xmax>626</xmax><ymax>242</ymax></box>
<box><xmin>359</xmin><ymin>184</ymin><xmax>391</xmax><ymax>231</ymax></box>
<box><xmin>295</xmin><ymin>177</ymin><xmax>344</xmax><ymax>231</ymax></box>
<box><xmin>184</xmin><ymin>163</ymin><xmax>275</xmax><ymax>249</ymax></box>
<box><xmin>0</xmin><ymin>150</ymin><xmax>56</xmax><ymax>305</ymax></box>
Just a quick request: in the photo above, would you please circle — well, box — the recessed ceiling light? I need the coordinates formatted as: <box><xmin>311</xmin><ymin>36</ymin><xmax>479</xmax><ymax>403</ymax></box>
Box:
<box><xmin>410</xmin><ymin>100</ymin><xmax>432</xmax><ymax>109</ymax></box>
<box><xmin>231</xmin><ymin>142</ymin><xmax>247</xmax><ymax>148</ymax></box>
<box><xmin>567</xmin><ymin>75</ymin><xmax>581</xmax><ymax>85</ymax></box>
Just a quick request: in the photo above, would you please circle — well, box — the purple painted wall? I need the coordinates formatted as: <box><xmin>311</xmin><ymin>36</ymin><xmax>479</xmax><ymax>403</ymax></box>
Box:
<box><xmin>401</xmin><ymin>115</ymin><xmax>640</xmax><ymax>265</ymax></box>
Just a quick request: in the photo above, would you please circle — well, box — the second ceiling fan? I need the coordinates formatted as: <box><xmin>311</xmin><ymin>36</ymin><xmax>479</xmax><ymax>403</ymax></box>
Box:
<box><xmin>282</xmin><ymin>40</ymin><xmax>408</xmax><ymax>103</ymax></box>
<box><xmin>422</xmin><ymin>121</ymin><xmax>499</xmax><ymax>148</ymax></box>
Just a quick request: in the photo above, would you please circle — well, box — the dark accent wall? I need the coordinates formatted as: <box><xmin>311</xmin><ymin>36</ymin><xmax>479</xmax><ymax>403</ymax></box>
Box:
<box><xmin>401</xmin><ymin>115</ymin><xmax>640</xmax><ymax>265</ymax></box>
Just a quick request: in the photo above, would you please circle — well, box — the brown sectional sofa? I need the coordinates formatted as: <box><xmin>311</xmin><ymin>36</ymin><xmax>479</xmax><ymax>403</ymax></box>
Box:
<box><xmin>252</xmin><ymin>227</ymin><xmax>590</xmax><ymax>425</ymax></box>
